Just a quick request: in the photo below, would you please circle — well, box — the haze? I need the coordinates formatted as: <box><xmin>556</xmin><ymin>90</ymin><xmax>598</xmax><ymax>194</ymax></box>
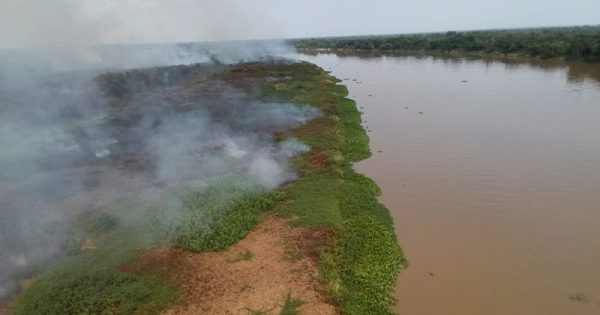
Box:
<box><xmin>1</xmin><ymin>0</ymin><xmax>598</xmax><ymax>49</ymax></box>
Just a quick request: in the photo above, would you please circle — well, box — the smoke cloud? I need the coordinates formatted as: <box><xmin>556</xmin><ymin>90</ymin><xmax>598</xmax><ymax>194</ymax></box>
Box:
<box><xmin>0</xmin><ymin>0</ymin><xmax>292</xmax><ymax>76</ymax></box>
<box><xmin>0</xmin><ymin>0</ymin><xmax>306</xmax><ymax>301</ymax></box>
<box><xmin>0</xmin><ymin>0</ymin><xmax>283</xmax><ymax>48</ymax></box>
<box><xmin>0</xmin><ymin>63</ymin><xmax>316</xmax><ymax>299</ymax></box>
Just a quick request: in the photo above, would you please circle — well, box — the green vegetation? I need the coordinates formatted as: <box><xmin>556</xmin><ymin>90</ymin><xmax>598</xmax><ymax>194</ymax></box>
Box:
<box><xmin>13</xmin><ymin>232</ymin><xmax>179</xmax><ymax>315</ymax></box>
<box><xmin>292</xmin><ymin>25</ymin><xmax>600</xmax><ymax>61</ymax></box>
<box><xmin>230</xmin><ymin>249</ymin><xmax>255</xmax><ymax>263</ymax></box>
<box><xmin>13</xmin><ymin>267</ymin><xmax>177</xmax><ymax>315</ymax></box>
<box><xmin>278</xmin><ymin>174</ymin><xmax>341</xmax><ymax>227</ymax></box>
<box><xmin>176</xmin><ymin>187</ymin><xmax>282</xmax><ymax>252</ymax></box>
<box><xmin>13</xmin><ymin>187</ymin><xmax>280</xmax><ymax>315</ymax></box>
<box><xmin>13</xmin><ymin>61</ymin><xmax>404</xmax><ymax>314</ymax></box>
<box><xmin>261</xmin><ymin>62</ymin><xmax>405</xmax><ymax>314</ymax></box>
<box><xmin>279</xmin><ymin>293</ymin><xmax>305</xmax><ymax>315</ymax></box>
<box><xmin>245</xmin><ymin>308</ymin><xmax>273</xmax><ymax>315</ymax></box>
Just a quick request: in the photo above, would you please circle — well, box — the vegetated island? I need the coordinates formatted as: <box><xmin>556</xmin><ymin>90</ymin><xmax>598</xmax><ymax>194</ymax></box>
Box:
<box><xmin>7</xmin><ymin>61</ymin><xmax>405</xmax><ymax>314</ymax></box>
<box><xmin>291</xmin><ymin>25</ymin><xmax>600</xmax><ymax>61</ymax></box>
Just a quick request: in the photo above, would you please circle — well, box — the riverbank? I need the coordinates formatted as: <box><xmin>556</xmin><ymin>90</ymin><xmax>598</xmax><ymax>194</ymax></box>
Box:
<box><xmin>7</xmin><ymin>61</ymin><xmax>404</xmax><ymax>314</ymax></box>
<box><xmin>296</xmin><ymin>47</ymin><xmax>569</xmax><ymax>63</ymax></box>
<box><xmin>294</xmin><ymin>52</ymin><xmax>600</xmax><ymax>315</ymax></box>
<box><xmin>291</xmin><ymin>26</ymin><xmax>600</xmax><ymax>62</ymax></box>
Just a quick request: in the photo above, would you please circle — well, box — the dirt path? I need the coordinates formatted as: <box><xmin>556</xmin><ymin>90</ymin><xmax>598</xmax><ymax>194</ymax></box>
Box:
<box><xmin>127</xmin><ymin>214</ymin><xmax>338</xmax><ymax>315</ymax></box>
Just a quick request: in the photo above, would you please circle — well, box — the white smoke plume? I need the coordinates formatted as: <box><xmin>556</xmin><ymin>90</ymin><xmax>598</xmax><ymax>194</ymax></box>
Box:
<box><xmin>0</xmin><ymin>0</ymin><xmax>306</xmax><ymax>301</ymax></box>
<box><xmin>0</xmin><ymin>0</ymin><xmax>293</xmax><ymax>76</ymax></box>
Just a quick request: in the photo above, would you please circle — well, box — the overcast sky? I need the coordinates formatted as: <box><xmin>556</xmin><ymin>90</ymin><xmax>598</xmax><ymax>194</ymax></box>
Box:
<box><xmin>0</xmin><ymin>0</ymin><xmax>598</xmax><ymax>48</ymax></box>
<box><xmin>265</xmin><ymin>0</ymin><xmax>600</xmax><ymax>38</ymax></box>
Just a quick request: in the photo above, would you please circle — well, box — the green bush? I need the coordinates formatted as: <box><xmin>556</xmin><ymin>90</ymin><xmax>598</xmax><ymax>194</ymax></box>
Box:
<box><xmin>177</xmin><ymin>191</ymin><xmax>282</xmax><ymax>252</ymax></box>
<box><xmin>14</xmin><ymin>266</ymin><xmax>178</xmax><ymax>315</ymax></box>
<box><xmin>262</xmin><ymin>65</ymin><xmax>405</xmax><ymax>314</ymax></box>
<box><xmin>292</xmin><ymin>26</ymin><xmax>600</xmax><ymax>61</ymax></box>
<box><xmin>340</xmin><ymin>217</ymin><xmax>404</xmax><ymax>315</ymax></box>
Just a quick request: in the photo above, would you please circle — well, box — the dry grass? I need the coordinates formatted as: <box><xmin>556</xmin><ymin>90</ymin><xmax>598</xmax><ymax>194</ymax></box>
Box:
<box><xmin>126</xmin><ymin>214</ymin><xmax>337</xmax><ymax>315</ymax></box>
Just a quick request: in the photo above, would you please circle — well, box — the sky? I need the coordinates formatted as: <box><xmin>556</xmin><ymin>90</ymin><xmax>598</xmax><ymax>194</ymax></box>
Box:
<box><xmin>0</xmin><ymin>0</ymin><xmax>599</xmax><ymax>48</ymax></box>
<box><xmin>267</xmin><ymin>0</ymin><xmax>600</xmax><ymax>38</ymax></box>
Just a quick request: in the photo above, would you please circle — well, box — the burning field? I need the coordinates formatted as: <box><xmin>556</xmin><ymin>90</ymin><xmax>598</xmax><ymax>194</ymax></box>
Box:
<box><xmin>0</xmin><ymin>1</ymin><xmax>407</xmax><ymax>314</ymax></box>
<box><xmin>1</xmin><ymin>56</ymin><xmax>404</xmax><ymax>314</ymax></box>
<box><xmin>0</xmin><ymin>58</ymin><xmax>319</xmax><ymax>297</ymax></box>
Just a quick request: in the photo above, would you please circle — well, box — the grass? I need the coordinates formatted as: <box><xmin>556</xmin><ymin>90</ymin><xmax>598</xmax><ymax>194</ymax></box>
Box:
<box><xmin>12</xmin><ymin>184</ymin><xmax>280</xmax><ymax>315</ymax></box>
<box><xmin>12</xmin><ymin>61</ymin><xmax>404</xmax><ymax>314</ymax></box>
<box><xmin>176</xmin><ymin>189</ymin><xmax>283</xmax><ymax>252</ymax></box>
<box><xmin>260</xmin><ymin>61</ymin><xmax>405</xmax><ymax>314</ymax></box>
<box><xmin>278</xmin><ymin>174</ymin><xmax>342</xmax><ymax>227</ymax></box>
<box><xmin>280</xmin><ymin>293</ymin><xmax>305</xmax><ymax>315</ymax></box>
<box><xmin>230</xmin><ymin>249</ymin><xmax>254</xmax><ymax>263</ymax></box>
<box><xmin>339</xmin><ymin>216</ymin><xmax>403</xmax><ymax>313</ymax></box>
<box><xmin>245</xmin><ymin>307</ymin><xmax>273</xmax><ymax>315</ymax></box>
<box><xmin>12</xmin><ymin>239</ymin><xmax>179</xmax><ymax>315</ymax></box>
<box><xmin>243</xmin><ymin>294</ymin><xmax>305</xmax><ymax>315</ymax></box>
<box><xmin>14</xmin><ymin>267</ymin><xmax>177</xmax><ymax>315</ymax></box>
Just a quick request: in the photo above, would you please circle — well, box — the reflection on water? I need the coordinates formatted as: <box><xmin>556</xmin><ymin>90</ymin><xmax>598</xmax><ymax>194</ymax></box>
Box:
<box><xmin>296</xmin><ymin>52</ymin><xmax>600</xmax><ymax>315</ymax></box>
<box><xmin>300</xmin><ymin>50</ymin><xmax>600</xmax><ymax>85</ymax></box>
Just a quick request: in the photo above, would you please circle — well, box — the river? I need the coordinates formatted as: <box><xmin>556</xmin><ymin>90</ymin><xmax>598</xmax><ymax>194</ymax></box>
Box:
<box><xmin>295</xmin><ymin>53</ymin><xmax>600</xmax><ymax>315</ymax></box>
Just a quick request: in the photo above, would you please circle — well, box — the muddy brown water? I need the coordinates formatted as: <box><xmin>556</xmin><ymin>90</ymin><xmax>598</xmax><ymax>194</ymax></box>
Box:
<box><xmin>294</xmin><ymin>53</ymin><xmax>600</xmax><ymax>315</ymax></box>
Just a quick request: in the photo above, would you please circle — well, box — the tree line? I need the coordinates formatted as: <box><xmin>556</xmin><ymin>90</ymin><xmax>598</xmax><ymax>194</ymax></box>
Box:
<box><xmin>291</xmin><ymin>26</ymin><xmax>600</xmax><ymax>61</ymax></box>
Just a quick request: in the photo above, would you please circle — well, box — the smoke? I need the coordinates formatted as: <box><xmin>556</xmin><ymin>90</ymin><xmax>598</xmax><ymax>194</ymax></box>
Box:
<box><xmin>0</xmin><ymin>63</ymin><xmax>318</xmax><ymax>299</ymax></box>
<box><xmin>145</xmin><ymin>102</ymin><xmax>317</xmax><ymax>187</ymax></box>
<box><xmin>0</xmin><ymin>0</ymin><xmax>294</xmax><ymax>77</ymax></box>
<box><xmin>0</xmin><ymin>0</ymin><xmax>284</xmax><ymax>48</ymax></box>
<box><xmin>0</xmin><ymin>0</ymin><xmax>305</xmax><ymax>301</ymax></box>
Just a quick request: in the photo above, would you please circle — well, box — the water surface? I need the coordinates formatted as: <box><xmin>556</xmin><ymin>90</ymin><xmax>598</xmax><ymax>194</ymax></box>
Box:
<box><xmin>297</xmin><ymin>53</ymin><xmax>600</xmax><ymax>315</ymax></box>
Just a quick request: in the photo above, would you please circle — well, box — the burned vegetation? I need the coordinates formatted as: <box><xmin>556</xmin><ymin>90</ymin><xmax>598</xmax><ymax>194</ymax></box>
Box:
<box><xmin>2</xmin><ymin>61</ymin><xmax>403</xmax><ymax>315</ymax></box>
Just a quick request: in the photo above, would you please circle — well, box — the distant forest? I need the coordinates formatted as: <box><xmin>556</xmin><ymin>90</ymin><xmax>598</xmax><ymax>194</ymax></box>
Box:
<box><xmin>291</xmin><ymin>26</ymin><xmax>600</xmax><ymax>61</ymax></box>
